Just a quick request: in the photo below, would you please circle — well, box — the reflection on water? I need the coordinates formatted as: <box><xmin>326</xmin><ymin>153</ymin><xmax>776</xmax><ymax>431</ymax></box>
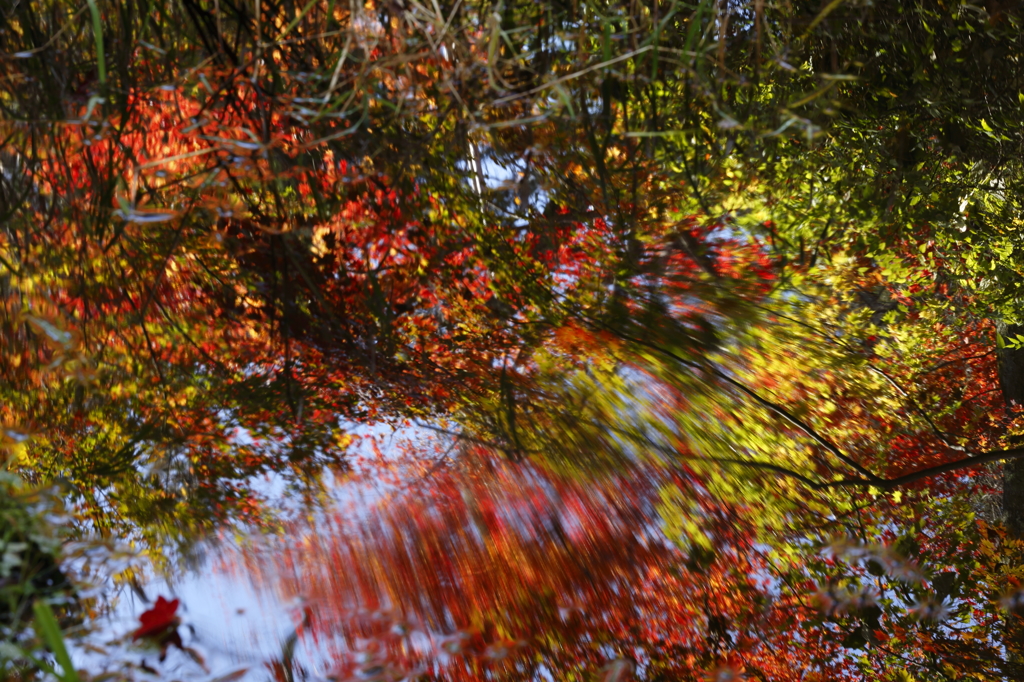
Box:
<box><xmin>208</xmin><ymin>445</ymin><xmax>825</xmax><ymax>681</ymax></box>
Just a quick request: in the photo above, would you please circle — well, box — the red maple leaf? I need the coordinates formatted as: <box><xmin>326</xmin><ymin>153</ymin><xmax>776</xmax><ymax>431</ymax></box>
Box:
<box><xmin>133</xmin><ymin>596</ymin><xmax>180</xmax><ymax>641</ymax></box>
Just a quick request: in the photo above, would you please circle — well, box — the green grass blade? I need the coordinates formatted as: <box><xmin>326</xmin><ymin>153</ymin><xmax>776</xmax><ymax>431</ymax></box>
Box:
<box><xmin>85</xmin><ymin>0</ymin><xmax>106</xmax><ymax>86</ymax></box>
<box><xmin>32</xmin><ymin>600</ymin><xmax>79</xmax><ymax>682</ymax></box>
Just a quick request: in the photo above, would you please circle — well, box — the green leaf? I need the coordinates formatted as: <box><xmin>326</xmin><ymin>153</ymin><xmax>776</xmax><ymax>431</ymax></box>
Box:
<box><xmin>33</xmin><ymin>600</ymin><xmax>79</xmax><ymax>682</ymax></box>
<box><xmin>85</xmin><ymin>0</ymin><xmax>106</xmax><ymax>87</ymax></box>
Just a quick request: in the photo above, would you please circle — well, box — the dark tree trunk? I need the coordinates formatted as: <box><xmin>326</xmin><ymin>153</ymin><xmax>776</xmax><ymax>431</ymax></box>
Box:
<box><xmin>996</xmin><ymin>320</ymin><xmax>1024</xmax><ymax>682</ymax></box>
<box><xmin>999</xmin><ymin>322</ymin><xmax>1024</xmax><ymax>537</ymax></box>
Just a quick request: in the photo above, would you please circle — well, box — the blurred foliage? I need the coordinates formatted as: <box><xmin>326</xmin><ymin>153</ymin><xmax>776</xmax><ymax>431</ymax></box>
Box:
<box><xmin>4</xmin><ymin>0</ymin><xmax>1024</xmax><ymax>680</ymax></box>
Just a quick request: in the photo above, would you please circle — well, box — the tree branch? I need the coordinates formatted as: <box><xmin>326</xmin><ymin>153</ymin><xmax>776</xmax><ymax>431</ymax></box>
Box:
<box><xmin>582</xmin><ymin>313</ymin><xmax>884</xmax><ymax>482</ymax></box>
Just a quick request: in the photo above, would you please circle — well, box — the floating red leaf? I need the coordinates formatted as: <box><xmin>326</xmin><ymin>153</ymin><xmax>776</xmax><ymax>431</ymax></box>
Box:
<box><xmin>133</xmin><ymin>596</ymin><xmax>180</xmax><ymax>641</ymax></box>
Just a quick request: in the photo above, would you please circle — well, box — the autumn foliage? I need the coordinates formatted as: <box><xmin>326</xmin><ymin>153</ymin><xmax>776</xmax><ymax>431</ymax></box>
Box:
<box><xmin>5</xmin><ymin>0</ymin><xmax>1024</xmax><ymax>680</ymax></box>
